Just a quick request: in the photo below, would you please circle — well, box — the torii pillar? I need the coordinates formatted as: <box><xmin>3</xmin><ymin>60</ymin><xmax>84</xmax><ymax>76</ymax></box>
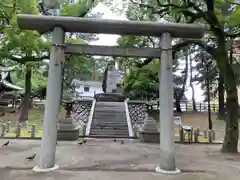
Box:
<box><xmin>36</xmin><ymin>26</ymin><xmax>65</xmax><ymax>171</ymax></box>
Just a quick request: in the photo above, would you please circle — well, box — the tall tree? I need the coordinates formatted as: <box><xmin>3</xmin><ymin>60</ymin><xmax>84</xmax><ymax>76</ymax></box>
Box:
<box><xmin>0</xmin><ymin>0</ymin><xmax>50</xmax><ymax>125</ymax></box>
<box><xmin>189</xmin><ymin>48</ymin><xmax>197</xmax><ymax>111</ymax></box>
<box><xmin>123</xmin><ymin>0</ymin><xmax>240</xmax><ymax>153</ymax></box>
<box><xmin>173</xmin><ymin>48</ymin><xmax>189</xmax><ymax>112</ymax></box>
<box><xmin>116</xmin><ymin>2</ymin><xmax>189</xmax><ymax>109</ymax></box>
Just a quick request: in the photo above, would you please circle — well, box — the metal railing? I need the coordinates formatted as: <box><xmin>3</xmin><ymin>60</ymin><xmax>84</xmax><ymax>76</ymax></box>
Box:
<box><xmin>85</xmin><ymin>98</ymin><xmax>96</xmax><ymax>136</ymax></box>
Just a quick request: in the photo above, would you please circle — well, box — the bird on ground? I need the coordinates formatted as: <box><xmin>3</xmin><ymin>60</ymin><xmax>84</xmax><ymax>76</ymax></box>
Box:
<box><xmin>26</xmin><ymin>154</ymin><xmax>36</xmax><ymax>160</ymax></box>
<box><xmin>120</xmin><ymin>140</ymin><xmax>124</xmax><ymax>144</ymax></box>
<box><xmin>78</xmin><ymin>139</ymin><xmax>87</xmax><ymax>145</ymax></box>
<box><xmin>1</xmin><ymin>141</ymin><xmax>9</xmax><ymax>147</ymax></box>
<box><xmin>113</xmin><ymin>139</ymin><xmax>116</xmax><ymax>142</ymax></box>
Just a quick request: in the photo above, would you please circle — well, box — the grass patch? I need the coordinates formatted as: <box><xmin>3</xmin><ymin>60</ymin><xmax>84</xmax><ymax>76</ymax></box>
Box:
<box><xmin>1</xmin><ymin>108</ymin><xmax>44</xmax><ymax>126</ymax></box>
<box><xmin>6</xmin><ymin>128</ymin><xmax>43</xmax><ymax>137</ymax></box>
<box><xmin>27</xmin><ymin>109</ymin><xmax>44</xmax><ymax>126</ymax></box>
<box><xmin>212</xmin><ymin>119</ymin><xmax>225</xmax><ymax>125</ymax></box>
<box><xmin>198</xmin><ymin>137</ymin><xmax>209</xmax><ymax>142</ymax></box>
<box><xmin>2</xmin><ymin>108</ymin><xmax>44</xmax><ymax>137</ymax></box>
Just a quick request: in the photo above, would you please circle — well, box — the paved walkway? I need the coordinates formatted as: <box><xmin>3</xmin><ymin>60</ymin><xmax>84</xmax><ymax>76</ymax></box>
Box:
<box><xmin>0</xmin><ymin>139</ymin><xmax>240</xmax><ymax>180</ymax></box>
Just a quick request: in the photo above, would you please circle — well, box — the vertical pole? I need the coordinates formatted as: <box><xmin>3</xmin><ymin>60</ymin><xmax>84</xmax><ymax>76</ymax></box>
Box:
<box><xmin>59</xmin><ymin>65</ymin><xmax>65</xmax><ymax>111</ymax></box>
<box><xmin>155</xmin><ymin>33</ymin><xmax>180</xmax><ymax>174</ymax></box>
<box><xmin>31</xmin><ymin>124</ymin><xmax>36</xmax><ymax>138</ymax></box>
<box><xmin>206</xmin><ymin>62</ymin><xmax>212</xmax><ymax>130</ymax></box>
<box><xmin>33</xmin><ymin>27</ymin><xmax>64</xmax><ymax>171</ymax></box>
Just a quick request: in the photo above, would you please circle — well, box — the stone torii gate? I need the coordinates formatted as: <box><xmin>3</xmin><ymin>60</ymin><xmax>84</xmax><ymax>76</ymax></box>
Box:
<box><xmin>17</xmin><ymin>14</ymin><xmax>204</xmax><ymax>173</ymax></box>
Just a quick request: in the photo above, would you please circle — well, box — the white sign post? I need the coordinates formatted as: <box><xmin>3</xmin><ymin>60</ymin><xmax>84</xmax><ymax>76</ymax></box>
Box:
<box><xmin>174</xmin><ymin>116</ymin><xmax>182</xmax><ymax>125</ymax></box>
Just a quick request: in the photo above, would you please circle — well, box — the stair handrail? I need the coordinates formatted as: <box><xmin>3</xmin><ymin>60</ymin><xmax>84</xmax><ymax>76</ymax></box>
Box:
<box><xmin>124</xmin><ymin>99</ymin><xmax>133</xmax><ymax>137</ymax></box>
<box><xmin>85</xmin><ymin>98</ymin><xmax>96</xmax><ymax>136</ymax></box>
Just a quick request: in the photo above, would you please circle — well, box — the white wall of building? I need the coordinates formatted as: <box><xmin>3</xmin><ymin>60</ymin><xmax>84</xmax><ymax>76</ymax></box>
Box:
<box><xmin>72</xmin><ymin>80</ymin><xmax>103</xmax><ymax>100</ymax></box>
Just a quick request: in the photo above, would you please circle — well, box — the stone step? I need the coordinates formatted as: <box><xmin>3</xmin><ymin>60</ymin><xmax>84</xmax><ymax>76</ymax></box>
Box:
<box><xmin>93</xmin><ymin>116</ymin><xmax>127</xmax><ymax>119</ymax></box>
<box><xmin>94</xmin><ymin>117</ymin><xmax>126</xmax><ymax>120</ymax></box>
<box><xmin>90</xmin><ymin>129</ymin><xmax>128</xmax><ymax>132</ymax></box>
<box><xmin>90</xmin><ymin>133</ymin><xmax>129</xmax><ymax>137</ymax></box>
<box><xmin>89</xmin><ymin>131</ymin><xmax>128</xmax><ymax>135</ymax></box>
<box><xmin>92</xmin><ymin>116</ymin><xmax>127</xmax><ymax>120</ymax></box>
<box><xmin>87</xmin><ymin>135</ymin><xmax>130</xmax><ymax>138</ymax></box>
<box><xmin>94</xmin><ymin>111</ymin><xmax>126</xmax><ymax>114</ymax></box>
<box><xmin>92</xmin><ymin>123</ymin><xmax>127</xmax><ymax>126</ymax></box>
<box><xmin>92</xmin><ymin>122</ymin><xmax>128</xmax><ymax>125</ymax></box>
<box><xmin>95</xmin><ymin>104</ymin><xmax>125</xmax><ymax>107</ymax></box>
<box><xmin>91</xmin><ymin>128</ymin><xmax>128</xmax><ymax>131</ymax></box>
<box><xmin>95</xmin><ymin>107</ymin><xmax>125</xmax><ymax>109</ymax></box>
<box><xmin>95</xmin><ymin>103</ymin><xmax>125</xmax><ymax>107</ymax></box>
<box><xmin>95</xmin><ymin>108</ymin><xmax>125</xmax><ymax>111</ymax></box>
<box><xmin>92</xmin><ymin>118</ymin><xmax>126</xmax><ymax>121</ymax></box>
<box><xmin>95</xmin><ymin>106</ymin><xmax>125</xmax><ymax>108</ymax></box>
<box><xmin>91</xmin><ymin>127</ymin><xmax>129</xmax><ymax>130</ymax></box>
<box><xmin>89</xmin><ymin>101</ymin><xmax>129</xmax><ymax>137</ymax></box>
<box><xmin>92</xmin><ymin>120</ymin><xmax>128</xmax><ymax>123</ymax></box>
<box><xmin>95</xmin><ymin>102</ymin><xmax>125</xmax><ymax>105</ymax></box>
<box><xmin>94</xmin><ymin>109</ymin><xmax>125</xmax><ymax>112</ymax></box>
<box><xmin>93</xmin><ymin>114</ymin><xmax>126</xmax><ymax>117</ymax></box>
<box><xmin>94</xmin><ymin>113</ymin><xmax>125</xmax><ymax>116</ymax></box>
<box><xmin>92</xmin><ymin>121</ymin><xmax>128</xmax><ymax>125</ymax></box>
<box><xmin>92</xmin><ymin>120</ymin><xmax>126</xmax><ymax>123</ymax></box>
<box><xmin>92</xmin><ymin>118</ymin><xmax>127</xmax><ymax>122</ymax></box>
<box><xmin>90</xmin><ymin>131</ymin><xmax>129</xmax><ymax>136</ymax></box>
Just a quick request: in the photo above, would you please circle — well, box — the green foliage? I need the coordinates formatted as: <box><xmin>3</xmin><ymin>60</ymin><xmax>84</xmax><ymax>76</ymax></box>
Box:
<box><xmin>64</xmin><ymin>56</ymin><xmax>94</xmax><ymax>84</ymax></box>
<box><xmin>61</xmin><ymin>0</ymin><xmax>97</xmax><ymax>17</ymax></box>
<box><xmin>0</xmin><ymin>0</ymin><xmax>102</xmax><ymax>91</ymax></box>
<box><xmin>0</xmin><ymin>0</ymin><xmax>49</xmax><ymax>62</ymax></box>
<box><xmin>123</xmin><ymin>61</ymin><xmax>159</xmax><ymax>100</ymax></box>
<box><xmin>10</xmin><ymin>65</ymin><xmax>47</xmax><ymax>91</ymax></box>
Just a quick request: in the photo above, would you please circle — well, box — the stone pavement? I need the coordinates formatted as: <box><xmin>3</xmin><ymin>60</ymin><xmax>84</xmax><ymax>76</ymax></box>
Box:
<box><xmin>0</xmin><ymin>139</ymin><xmax>240</xmax><ymax>180</ymax></box>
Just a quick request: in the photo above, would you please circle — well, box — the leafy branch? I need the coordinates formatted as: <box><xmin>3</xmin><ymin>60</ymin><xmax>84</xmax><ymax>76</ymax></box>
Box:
<box><xmin>0</xmin><ymin>52</ymin><xmax>49</xmax><ymax>64</ymax></box>
<box><xmin>137</xmin><ymin>39</ymin><xmax>217</xmax><ymax>67</ymax></box>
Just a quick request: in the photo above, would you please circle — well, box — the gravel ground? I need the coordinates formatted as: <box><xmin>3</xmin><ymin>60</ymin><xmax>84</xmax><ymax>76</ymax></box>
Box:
<box><xmin>0</xmin><ymin>139</ymin><xmax>240</xmax><ymax>180</ymax></box>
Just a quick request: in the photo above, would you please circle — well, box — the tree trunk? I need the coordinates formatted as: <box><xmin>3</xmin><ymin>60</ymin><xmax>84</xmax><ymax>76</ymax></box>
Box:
<box><xmin>221</xmin><ymin>66</ymin><xmax>239</xmax><ymax>153</ymax></box>
<box><xmin>189</xmin><ymin>54</ymin><xmax>197</xmax><ymax>111</ymax></box>
<box><xmin>216</xmin><ymin>37</ymin><xmax>239</xmax><ymax>153</ymax></box>
<box><xmin>218</xmin><ymin>73</ymin><xmax>225</xmax><ymax>120</ymax></box>
<box><xmin>174</xmin><ymin>49</ymin><xmax>189</xmax><ymax>113</ymax></box>
<box><xmin>191</xmin><ymin>86</ymin><xmax>197</xmax><ymax>111</ymax></box>
<box><xmin>207</xmin><ymin>81</ymin><xmax>213</xmax><ymax>130</ymax></box>
<box><xmin>19</xmin><ymin>65</ymin><xmax>32</xmax><ymax>127</ymax></box>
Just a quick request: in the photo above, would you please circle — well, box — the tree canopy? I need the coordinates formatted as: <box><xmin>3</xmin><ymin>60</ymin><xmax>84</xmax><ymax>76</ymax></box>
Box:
<box><xmin>104</xmin><ymin>0</ymin><xmax>240</xmax><ymax>153</ymax></box>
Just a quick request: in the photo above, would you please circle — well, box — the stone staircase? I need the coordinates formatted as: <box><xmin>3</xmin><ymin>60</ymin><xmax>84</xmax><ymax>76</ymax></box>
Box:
<box><xmin>89</xmin><ymin>101</ymin><xmax>130</xmax><ymax>138</ymax></box>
